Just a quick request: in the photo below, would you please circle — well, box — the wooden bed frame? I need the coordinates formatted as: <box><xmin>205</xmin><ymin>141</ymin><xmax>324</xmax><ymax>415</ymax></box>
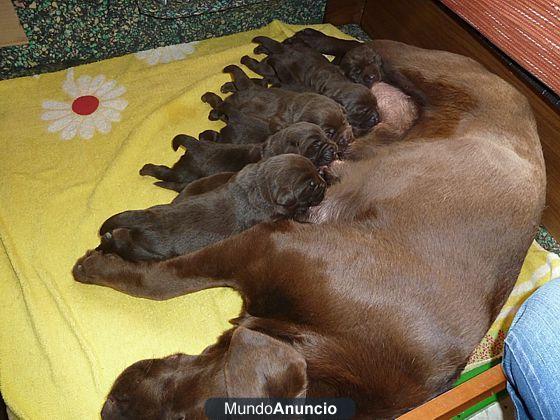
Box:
<box><xmin>325</xmin><ymin>0</ymin><xmax>560</xmax><ymax>417</ymax></box>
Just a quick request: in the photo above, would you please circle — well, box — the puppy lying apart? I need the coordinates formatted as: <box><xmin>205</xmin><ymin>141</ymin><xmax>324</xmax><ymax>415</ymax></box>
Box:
<box><xmin>241</xmin><ymin>36</ymin><xmax>379</xmax><ymax>136</ymax></box>
<box><xmin>139</xmin><ymin>122</ymin><xmax>338</xmax><ymax>192</ymax></box>
<box><xmin>201</xmin><ymin>65</ymin><xmax>354</xmax><ymax>148</ymax></box>
<box><xmin>96</xmin><ymin>154</ymin><xmax>326</xmax><ymax>261</ymax></box>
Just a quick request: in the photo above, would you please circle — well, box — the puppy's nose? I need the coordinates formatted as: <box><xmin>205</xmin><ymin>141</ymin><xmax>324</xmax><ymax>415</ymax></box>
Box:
<box><xmin>309</xmin><ymin>179</ymin><xmax>327</xmax><ymax>206</ymax></box>
<box><xmin>363</xmin><ymin>74</ymin><xmax>375</xmax><ymax>86</ymax></box>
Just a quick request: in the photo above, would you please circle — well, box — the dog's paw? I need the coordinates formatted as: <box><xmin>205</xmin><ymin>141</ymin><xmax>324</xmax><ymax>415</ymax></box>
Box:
<box><xmin>139</xmin><ymin>163</ymin><xmax>156</xmax><ymax>177</ymax></box>
<box><xmin>72</xmin><ymin>249</ymin><xmax>121</xmax><ymax>285</ymax></box>
<box><xmin>220</xmin><ymin>81</ymin><xmax>237</xmax><ymax>94</ymax></box>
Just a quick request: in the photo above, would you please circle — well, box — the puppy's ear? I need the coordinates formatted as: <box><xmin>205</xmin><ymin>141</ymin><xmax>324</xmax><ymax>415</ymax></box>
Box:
<box><xmin>225</xmin><ymin>327</ymin><xmax>307</xmax><ymax>398</ymax></box>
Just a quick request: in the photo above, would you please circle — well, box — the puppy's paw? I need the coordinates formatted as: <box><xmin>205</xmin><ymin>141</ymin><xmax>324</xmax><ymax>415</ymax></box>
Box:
<box><xmin>72</xmin><ymin>250</ymin><xmax>122</xmax><ymax>284</ymax></box>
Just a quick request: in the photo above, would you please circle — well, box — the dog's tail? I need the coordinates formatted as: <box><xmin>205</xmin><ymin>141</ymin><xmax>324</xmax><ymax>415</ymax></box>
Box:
<box><xmin>252</xmin><ymin>36</ymin><xmax>284</xmax><ymax>55</ymax></box>
<box><xmin>223</xmin><ymin>64</ymin><xmax>255</xmax><ymax>92</ymax></box>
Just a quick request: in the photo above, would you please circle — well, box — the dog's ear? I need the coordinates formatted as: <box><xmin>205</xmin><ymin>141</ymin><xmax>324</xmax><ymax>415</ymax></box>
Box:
<box><xmin>225</xmin><ymin>327</ymin><xmax>307</xmax><ymax>398</ymax></box>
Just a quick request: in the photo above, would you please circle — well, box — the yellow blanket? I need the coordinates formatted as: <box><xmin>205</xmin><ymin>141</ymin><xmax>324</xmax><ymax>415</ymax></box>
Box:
<box><xmin>0</xmin><ymin>20</ymin><xmax>555</xmax><ymax>419</ymax></box>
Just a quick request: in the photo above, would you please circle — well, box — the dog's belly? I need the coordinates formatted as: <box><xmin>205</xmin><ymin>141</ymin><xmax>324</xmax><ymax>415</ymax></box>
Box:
<box><xmin>371</xmin><ymin>81</ymin><xmax>418</xmax><ymax>138</ymax></box>
<box><xmin>308</xmin><ymin>160</ymin><xmax>356</xmax><ymax>224</ymax></box>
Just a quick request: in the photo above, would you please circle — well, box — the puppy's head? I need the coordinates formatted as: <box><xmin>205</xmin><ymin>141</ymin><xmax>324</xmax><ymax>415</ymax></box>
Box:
<box><xmin>263</xmin><ymin>122</ymin><xmax>338</xmax><ymax>167</ymax></box>
<box><xmin>334</xmin><ymin>85</ymin><xmax>379</xmax><ymax>137</ymax></box>
<box><xmin>295</xmin><ymin>94</ymin><xmax>355</xmax><ymax>151</ymax></box>
<box><xmin>340</xmin><ymin>44</ymin><xmax>385</xmax><ymax>88</ymax></box>
<box><xmin>257</xmin><ymin>154</ymin><xmax>327</xmax><ymax>216</ymax></box>
<box><xmin>101</xmin><ymin>328</ymin><xmax>307</xmax><ymax>420</ymax></box>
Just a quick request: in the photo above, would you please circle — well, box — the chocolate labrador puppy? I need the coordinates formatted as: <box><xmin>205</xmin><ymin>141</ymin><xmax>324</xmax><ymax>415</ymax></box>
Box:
<box><xmin>139</xmin><ymin>122</ymin><xmax>338</xmax><ymax>192</ymax></box>
<box><xmin>74</xmin><ymin>39</ymin><xmax>545</xmax><ymax>418</ymax></box>
<box><xmin>242</xmin><ymin>36</ymin><xmax>380</xmax><ymax>136</ymax></box>
<box><xmin>283</xmin><ymin>29</ymin><xmax>427</xmax><ymax>143</ymax></box>
<box><xmin>289</xmin><ymin>28</ymin><xmax>426</xmax><ymax>103</ymax></box>
<box><xmin>201</xmin><ymin>65</ymin><xmax>354</xmax><ymax>148</ymax></box>
<box><xmin>95</xmin><ymin>154</ymin><xmax>326</xmax><ymax>262</ymax></box>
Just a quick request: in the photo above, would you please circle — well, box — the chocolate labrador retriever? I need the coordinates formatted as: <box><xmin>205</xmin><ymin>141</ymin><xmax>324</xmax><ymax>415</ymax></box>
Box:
<box><xmin>74</xmin><ymin>38</ymin><xmax>545</xmax><ymax>418</ymax></box>
<box><xmin>242</xmin><ymin>36</ymin><xmax>380</xmax><ymax>136</ymax></box>
<box><xmin>202</xmin><ymin>65</ymin><xmax>354</xmax><ymax>148</ymax></box>
<box><xmin>139</xmin><ymin>122</ymin><xmax>338</xmax><ymax>192</ymax></box>
<box><xmin>95</xmin><ymin>154</ymin><xmax>326</xmax><ymax>262</ymax></box>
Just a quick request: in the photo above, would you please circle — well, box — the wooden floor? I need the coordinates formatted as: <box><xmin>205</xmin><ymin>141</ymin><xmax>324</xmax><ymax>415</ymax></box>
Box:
<box><xmin>327</xmin><ymin>0</ymin><xmax>560</xmax><ymax>238</ymax></box>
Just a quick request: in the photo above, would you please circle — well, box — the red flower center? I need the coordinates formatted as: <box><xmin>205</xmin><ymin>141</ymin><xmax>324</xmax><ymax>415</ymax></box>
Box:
<box><xmin>71</xmin><ymin>95</ymin><xmax>100</xmax><ymax>115</ymax></box>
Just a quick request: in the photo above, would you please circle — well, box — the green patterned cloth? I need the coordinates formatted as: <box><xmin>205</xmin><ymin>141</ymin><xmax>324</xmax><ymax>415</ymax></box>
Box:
<box><xmin>1</xmin><ymin>0</ymin><xmax>326</xmax><ymax>79</ymax></box>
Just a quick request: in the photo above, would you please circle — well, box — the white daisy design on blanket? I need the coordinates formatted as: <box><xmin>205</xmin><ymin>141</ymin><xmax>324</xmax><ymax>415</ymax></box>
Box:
<box><xmin>134</xmin><ymin>41</ymin><xmax>200</xmax><ymax>66</ymax></box>
<box><xmin>41</xmin><ymin>69</ymin><xmax>128</xmax><ymax>140</ymax></box>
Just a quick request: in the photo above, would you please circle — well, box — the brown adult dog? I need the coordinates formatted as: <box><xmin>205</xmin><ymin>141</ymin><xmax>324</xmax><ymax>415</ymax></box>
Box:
<box><xmin>74</xmin><ymin>39</ymin><xmax>545</xmax><ymax>418</ymax></box>
<box><xmin>94</xmin><ymin>154</ymin><xmax>326</xmax><ymax>262</ymax></box>
<box><xmin>201</xmin><ymin>65</ymin><xmax>354</xmax><ymax>148</ymax></box>
<box><xmin>139</xmin><ymin>122</ymin><xmax>338</xmax><ymax>192</ymax></box>
<box><xmin>243</xmin><ymin>36</ymin><xmax>380</xmax><ymax>136</ymax></box>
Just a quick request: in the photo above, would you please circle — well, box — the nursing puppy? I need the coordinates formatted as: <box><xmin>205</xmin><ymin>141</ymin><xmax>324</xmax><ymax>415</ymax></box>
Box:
<box><xmin>243</xmin><ymin>36</ymin><xmax>379</xmax><ymax>136</ymax></box>
<box><xmin>288</xmin><ymin>28</ymin><xmax>422</xmax><ymax>97</ymax></box>
<box><xmin>202</xmin><ymin>65</ymin><xmax>354</xmax><ymax>148</ymax></box>
<box><xmin>285</xmin><ymin>29</ymin><xmax>426</xmax><ymax>143</ymax></box>
<box><xmin>74</xmin><ymin>40</ymin><xmax>545</xmax><ymax>418</ymax></box>
<box><xmin>139</xmin><ymin>122</ymin><xmax>338</xmax><ymax>192</ymax></box>
<box><xmin>95</xmin><ymin>154</ymin><xmax>326</xmax><ymax>262</ymax></box>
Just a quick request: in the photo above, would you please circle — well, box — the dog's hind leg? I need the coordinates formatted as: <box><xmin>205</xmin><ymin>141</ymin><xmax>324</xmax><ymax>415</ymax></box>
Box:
<box><xmin>221</xmin><ymin>78</ymin><xmax>268</xmax><ymax>93</ymax></box>
<box><xmin>201</xmin><ymin>92</ymin><xmax>224</xmax><ymax>109</ymax></box>
<box><xmin>139</xmin><ymin>163</ymin><xmax>177</xmax><ymax>182</ymax></box>
<box><xmin>252</xmin><ymin>36</ymin><xmax>285</xmax><ymax>55</ymax></box>
<box><xmin>287</xmin><ymin>29</ymin><xmax>361</xmax><ymax>56</ymax></box>
<box><xmin>97</xmin><ymin>228</ymin><xmax>164</xmax><ymax>262</ymax></box>
<box><xmin>172</xmin><ymin>134</ymin><xmax>198</xmax><ymax>151</ymax></box>
<box><xmin>222</xmin><ymin>65</ymin><xmax>257</xmax><ymax>92</ymax></box>
<box><xmin>201</xmin><ymin>92</ymin><xmax>228</xmax><ymax>121</ymax></box>
<box><xmin>199</xmin><ymin>130</ymin><xmax>222</xmax><ymax>142</ymax></box>
<box><xmin>240</xmin><ymin>56</ymin><xmax>279</xmax><ymax>84</ymax></box>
